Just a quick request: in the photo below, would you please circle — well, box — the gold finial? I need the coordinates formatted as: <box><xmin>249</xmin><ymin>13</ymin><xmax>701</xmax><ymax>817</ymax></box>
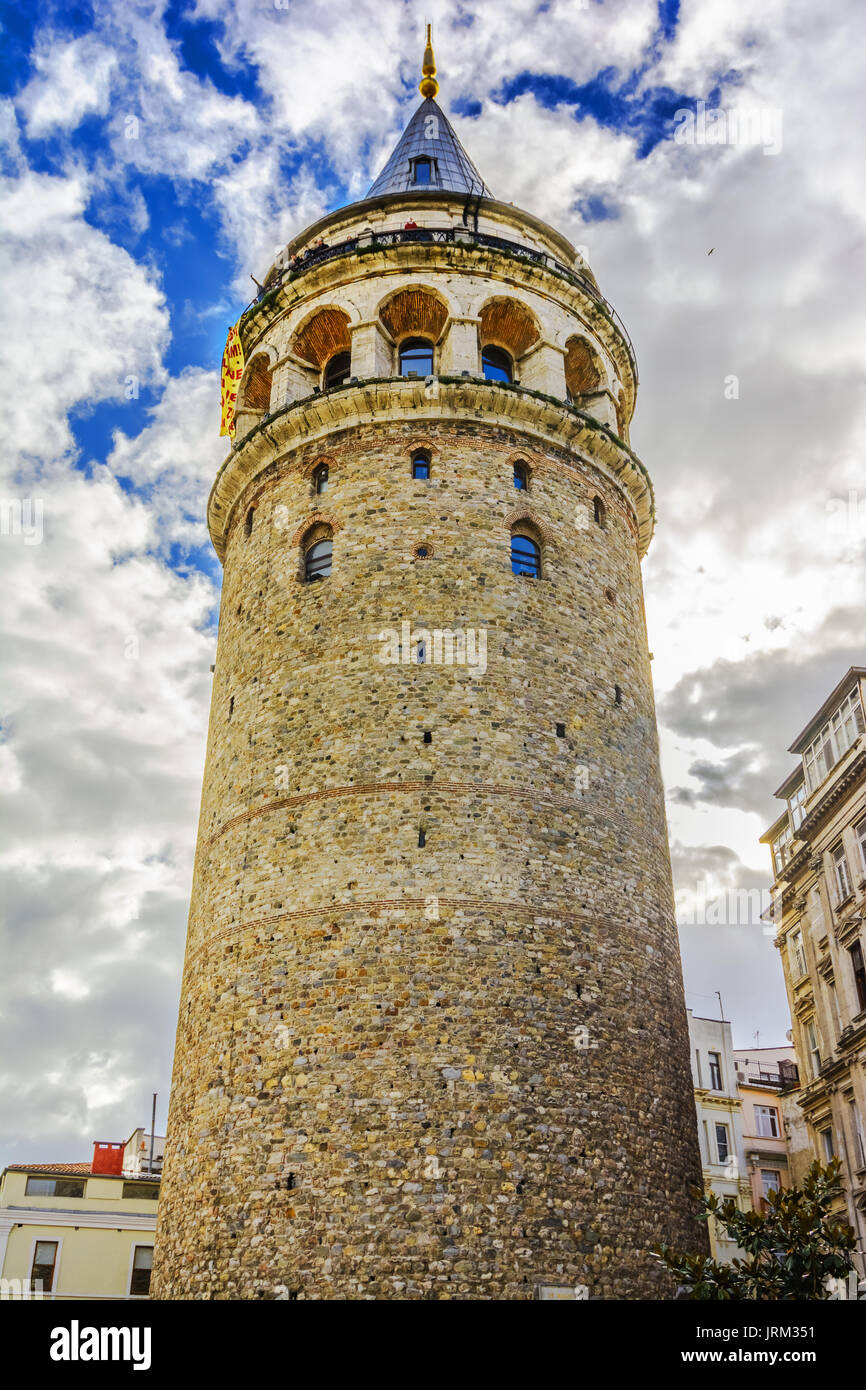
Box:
<box><xmin>419</xmin><ymin>23</ymin><xmax>439</xmax><ymax>99</ymax></box>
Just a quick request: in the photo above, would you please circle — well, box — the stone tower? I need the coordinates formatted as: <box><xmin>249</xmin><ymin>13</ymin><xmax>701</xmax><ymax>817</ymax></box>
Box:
<box><xmin>152</xmin><ymin>35</ymin><xmax>704</xmax><ymax>1300</ymax></box>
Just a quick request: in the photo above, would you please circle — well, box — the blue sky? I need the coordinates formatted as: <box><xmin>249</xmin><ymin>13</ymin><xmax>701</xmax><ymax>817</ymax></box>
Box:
<box><xmin>2</xmin><ymin>0</ymin><xmax>866</xmax><ymax>1164</ymax></box>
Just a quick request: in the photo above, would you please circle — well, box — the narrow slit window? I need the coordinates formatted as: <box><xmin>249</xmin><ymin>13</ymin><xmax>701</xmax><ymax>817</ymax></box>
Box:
<box><xmin>593</xmin><ymin>496</ymin><xmax>605</xmax><ymax>526</ymax></box>
<box><xmin>244</xmin><ymin>508</ymin><xmax>255</xmax><ymax>538</ymax></box>
<box><xmin>513</xmin><ymin>461</ymin><xmax>529</xmax><ymax>491</ymax></box>
<box><xmin>313</xmin><ymin>463</ymin><xmax>329</xmax><ymax>495</ymax></box>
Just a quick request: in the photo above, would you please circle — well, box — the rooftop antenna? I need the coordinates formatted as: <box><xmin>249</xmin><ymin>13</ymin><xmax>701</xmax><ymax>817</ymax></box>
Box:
<box><xmin>149</xmin><ymin>1092</ymin><xmax>157</xmax><ymax>1176</ymax></box>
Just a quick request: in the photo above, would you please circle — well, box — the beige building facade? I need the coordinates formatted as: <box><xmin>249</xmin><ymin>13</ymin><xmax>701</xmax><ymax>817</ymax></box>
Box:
<box><xmin>733</xmin><ymin>1046</ymin><xmax>803</xmax><ymax>1210</ymax></box>
<box><xmin>152</xmin><ymin>41</ymin><xmax>704</xmax><ymax>1300</ymax></box>
<box><xmin>761</xmin><ymin>667</ymin><xmax>866</xmax><ymax>1274</ymax></box>
<box><xmin>0</xmin><ymin>1130</ymin><xmax>161</xmax><ymax>1300</ymax></box>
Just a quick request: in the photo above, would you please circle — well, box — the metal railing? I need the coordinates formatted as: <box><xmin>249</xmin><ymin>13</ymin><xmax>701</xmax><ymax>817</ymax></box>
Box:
<box><xmin>244</xmin><ymin>226</ymin><xmax>638</xmax><ymax>383</ymax></box>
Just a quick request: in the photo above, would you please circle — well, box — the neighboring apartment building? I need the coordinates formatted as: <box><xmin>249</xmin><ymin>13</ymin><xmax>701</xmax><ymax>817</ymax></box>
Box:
<box><xmin>0</xmin><ymin>1127</ymin><xmax>163</xmax><ymax>1300</ymax></box>
<box><xmin>761</xmin><ymin>667</ymin><xmax>866</xmax><ymax>1274</ymax></box>
<box><xmin>733</xmin><ymin>1045</ymin><xmax>806</xmax><ymax>1210</ymax></box>
<box><xmin>688</xmin><ymin>1011</ymin><xmax>752</xmax><ymax>1261</ymax></box>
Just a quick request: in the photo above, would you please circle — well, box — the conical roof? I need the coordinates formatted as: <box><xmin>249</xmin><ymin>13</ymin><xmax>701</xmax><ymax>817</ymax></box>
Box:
<box><xmin>367</xmin><ymin>96</ymin><xmax>492</xmax><ymax>200</ymax></box>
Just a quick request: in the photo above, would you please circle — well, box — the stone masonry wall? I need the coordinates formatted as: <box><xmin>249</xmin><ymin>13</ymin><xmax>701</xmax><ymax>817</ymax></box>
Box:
<box><xmin>151</xmin><ymin>405</ymin><xmax>706</xmax><ymax>1299</ymax></box>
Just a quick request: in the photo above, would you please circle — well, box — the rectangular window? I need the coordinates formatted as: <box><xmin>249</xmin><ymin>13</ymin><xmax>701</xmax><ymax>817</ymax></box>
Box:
<box><xmin>789</xmin><ymin>929</ymin><xmax>807</xmax><ymax>979</ymax></box>
<box><xmin>122</xmin><ymin>1181</ymin><xmax>159</xmax><ymax>1200</ymax></box>
<box><xmin>789</xmin><ymin>780</ymin><xmax>808</xmax><ymax>831</ymax></box>
<box><xmin>708</xmin><ymin>1052</ymin><xmax>723</xmax><ymax>1090</ymax></box>
<box><xmin>30</xmin><ymin>1239</ymin><xmax>58</xmax><ymax>1290</ymax></box>
<box><xmin>806</xmin><ymin>1020</ymin><xmax>821</xmax><ymax>1079</ymax></box>
<box><xmin>855</xmin><ymin>819</ymin><xmax>866</xmax><ymax>878</ymax></box>
<box><xmin>820</xmin><ymin>1127</ymin><xmax>835</xmax><ymax>1161</ymax></box>
<box><xmin>803</xmin><ymin>688</ymin><xmax>865</xmax><ymax>791</ymax></box>
<box><xmin>832</xmin><ymin>843</ymin><xmax>853</xmax><ymax>902</ymax></box>
<box><xmin>755</xmin><ymin>1105</ymin><xmax>780</xmax><ymax>1138</ymax></box>
<box><xmin>760</xmin><ymin>1169</ymin><xmax>781</xmax><ymax>1200</ymax></box>
<box><xmin>129</xmin><ymin>1245</ymin><xmax>153</xmax><ymax>1296</ymax></box>
<box><xmin>715</xmin><ymin>1123</ymin><xmax>730</xmax><ymax>1163</ymax></box>
<box><xmin>849</xmin><ymin>1099</ymin><xmax>866</xmax><ymax>1169</ymax></box>
<box><xmin>850</xmin><ymin>940</ymin><xmax>866</xmax><ymax>1013</ymax></box>
<box><xmin>24</xmin><ymin>1176</ymin><xmax>86</xmax><ymax>1198</ymax></box>
<box><xmin>772</xmin><ymin>821</ymin><xmax>793</xmax><ymax>877</ymax></box>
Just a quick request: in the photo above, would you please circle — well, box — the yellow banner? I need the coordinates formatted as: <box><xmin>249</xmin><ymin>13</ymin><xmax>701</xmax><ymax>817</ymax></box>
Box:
<box><xmin>219</xmin><ymin>323</ymin><xmax>245</xmax><ymax>438</ymax></box>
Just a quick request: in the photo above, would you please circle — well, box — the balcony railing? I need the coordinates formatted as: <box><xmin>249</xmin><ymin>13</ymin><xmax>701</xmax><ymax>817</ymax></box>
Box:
<box><xmin>243</xmin><ymin>226</ymin><xmax>638</xmax><ymax>383</ymax></box>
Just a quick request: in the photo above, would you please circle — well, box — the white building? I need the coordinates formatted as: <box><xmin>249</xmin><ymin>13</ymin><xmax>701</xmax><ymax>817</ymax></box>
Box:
<box><xmin>687</xmin><ymin>1011</ymin><xmax>752</xmax><ymax>1261</ymax></box>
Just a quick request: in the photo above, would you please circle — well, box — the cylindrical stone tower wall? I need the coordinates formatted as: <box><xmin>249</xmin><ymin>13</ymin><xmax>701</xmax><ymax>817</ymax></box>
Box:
<box><xmin>152</xmin><ymin>194</ymin><xmax>705</xmax><ymax>1299</ymax></box>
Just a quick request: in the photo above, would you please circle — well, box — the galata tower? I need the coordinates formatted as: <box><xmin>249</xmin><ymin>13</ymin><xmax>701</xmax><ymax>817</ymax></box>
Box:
<box><xmin>152</xmin><ymin>32</ymin><xmax>704</xmax><ymax>1300</ymax></box>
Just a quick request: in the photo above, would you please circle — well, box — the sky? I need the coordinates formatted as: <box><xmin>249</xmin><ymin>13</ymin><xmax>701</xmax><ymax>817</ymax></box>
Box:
<box><xmin>1</xmin><ymin>0</ymin><xmax>865</xmax><ymax>1167</ymax></box>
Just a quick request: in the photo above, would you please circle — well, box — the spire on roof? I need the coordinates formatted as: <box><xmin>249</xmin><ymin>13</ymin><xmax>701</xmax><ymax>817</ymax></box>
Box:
<box><xmin>419</xmin><ymin>24</ymin><xmax>438</xmax><ymax>99</ymax></box>
<box><xmin>366</xmin><ymin>32</ymin><xmax>492</xmax><ymax>200</ymax></box>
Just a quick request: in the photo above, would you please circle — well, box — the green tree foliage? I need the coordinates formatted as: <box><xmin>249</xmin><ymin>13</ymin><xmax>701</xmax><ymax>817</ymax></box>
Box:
<box><xmin>655</xmin><ymin>1160</ymin><xmax>856</xmax><ymax>1299</ymax></box>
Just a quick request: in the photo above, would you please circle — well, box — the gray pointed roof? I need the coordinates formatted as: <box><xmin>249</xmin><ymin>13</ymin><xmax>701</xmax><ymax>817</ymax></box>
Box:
<box><xmin>367</xmin><ymin>97</ymin><xmax>491</xmax><ymax>199</ymax></box>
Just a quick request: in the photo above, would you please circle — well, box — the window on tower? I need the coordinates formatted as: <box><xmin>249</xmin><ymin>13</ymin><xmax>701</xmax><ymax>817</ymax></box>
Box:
<box><xmin>323</xmin><ymin>351</ymin><xmax>351</xmax><ymax>389</ymax></box>
<box><xmin>400</xmin><ymin>338</ymin><xmax>434</xmax><ymax>377</ymax></box>
<box><xmin>411</xmin><ymin>450</ymin><xmax>431</xmax><ymax>480</ymax></box>
<box><xmin>482</xmin><ymin>346</ymin><xmax>513</xmax><ymax>383</ymax></box>
<box><xmin>411</xmin><ymin>157</ymin><xmax>433</xmax><ymax>185</ymax></box>
<box><xmin>304</xmin><ymin>538</ymin><xmax>332</xmax><ymax>582</ymax></box>
<box><xmin>511</xmin><ymin>532</ymin><xmax>540</xmax><ymax>579</ymax></box>
<box><xmin>313</xmin><ymin>463</ymin><xmax>329</xmax><ymax>495</ymax></box>
<box><xmin>513</xmin><ymin>461</ymin><xmax>529</xmax><ymax>491</ymax></box>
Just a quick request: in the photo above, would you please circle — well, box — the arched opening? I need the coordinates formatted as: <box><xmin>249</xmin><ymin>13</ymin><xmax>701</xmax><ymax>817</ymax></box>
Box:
<box><xmin>479</xmin><ymin>297</ymin><xmax>539</xmax><ymax>380</ymax></box>
<box><xmin>379</xmin><ymin>288</ymin><xmax>448</xmax><ymax>375</ymax></box>
<box><xmin>244</xmin><ymin>507</ymin><xmax>255</xmax><ymax>538</ymax></box>
<box><xmin>482</xmin><ymin>346</ymin><xmax>513</xmax><ymax>383</ymax></box>
<box><xmin>292</xmin><ymin>307</ymin><xmax>352</xmax><ymax>375</ymax></box>
<box><xmin>323</xmin><ymin>351</ymin><xmax>351</xmax><ymax>389</ymax></box>
<box><xmin>513</xmin><ymin>460</ymin><xmax>530</xmax><ymax>491</ymax></box>
<box><xmin>564</xmin><ymin>335</ymin><xmax>604</xmax><ymax>402</ymax></box>
<box><xmin>313</xmin><ymin>463</ymin><xmax>329</xmax><ymax>495</ymax></box>
<box><xmin>239</xmin><ymin>355</ymin><xmax>273</xmax><ymax>416</ymax></box>
<box><xmin>511</xmin><ymin>531</ymin><xmax>541</xmax><ymax>579</ymax></box>
<box><xmin>593</xmin><ymin>496</ymin><xmax>606</xmax><ymax>526</ymax></box>
<box><xmin>304</xmin><ymin>538</ymin><xmax>332</xmax><ymax>582</ymax></box>
<box><xmin>299</xmin><ymin>520</ymin><xmax>334</xmax><ymax>583</ymax></box>
<box><xmin>400</xmin><ymin>337</ymin><xmax>435</xmax><ymax>377</ymax></box>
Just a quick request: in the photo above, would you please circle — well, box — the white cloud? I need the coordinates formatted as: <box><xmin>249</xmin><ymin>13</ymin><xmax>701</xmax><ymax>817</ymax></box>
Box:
<box><xmin>19</xmin><ymin>35</ymin><xmax>119</xmax><ymax>137</ymax></box>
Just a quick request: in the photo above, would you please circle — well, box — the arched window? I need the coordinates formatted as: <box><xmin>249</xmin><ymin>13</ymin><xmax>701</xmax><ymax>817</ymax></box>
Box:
<box><xmin>304</xmin><ymin>538</ymin><xmax>332</xmax><ymax>582</ymax></box>
<box><xmin>313</xmin><ymin>464</ymin><xmax>329</xmax><ymax>495</ymax></box>
<box><xmin>411</xmin><ymin>450</ymin><xmax>431</xmax><ymax>480</ymax></box>
<box><xmin>511</xmin><ymin>533</ymin><xmax>541</xmax><ymax>578</ymax></box>
<box><xmin>400</xmin><ymin>337</ymin><xmax>434</xmax><ymax>377</ymax></box>
<box><xmin>482</xmin><ymin>346</ymin><xmax>513</xmax><ymax>383</ymax></box>
<box><xmin>244</xmin><ymin>507</ymin><xmax>255</xmax><ymax>538</ymax></box>
<box><xmin>513</xmin><ymin>461</ymin><xmax>529</xmax><ymax>491</ymax></box>
<box><xmin>323</xmin><ymin>351</ymin><xmax>350</xmax><ymax>389</ymax></box>
<box><xmin>593</xmin><ymin>496</ymin><xmax>606</xmax><ymax>526</ymax></box>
